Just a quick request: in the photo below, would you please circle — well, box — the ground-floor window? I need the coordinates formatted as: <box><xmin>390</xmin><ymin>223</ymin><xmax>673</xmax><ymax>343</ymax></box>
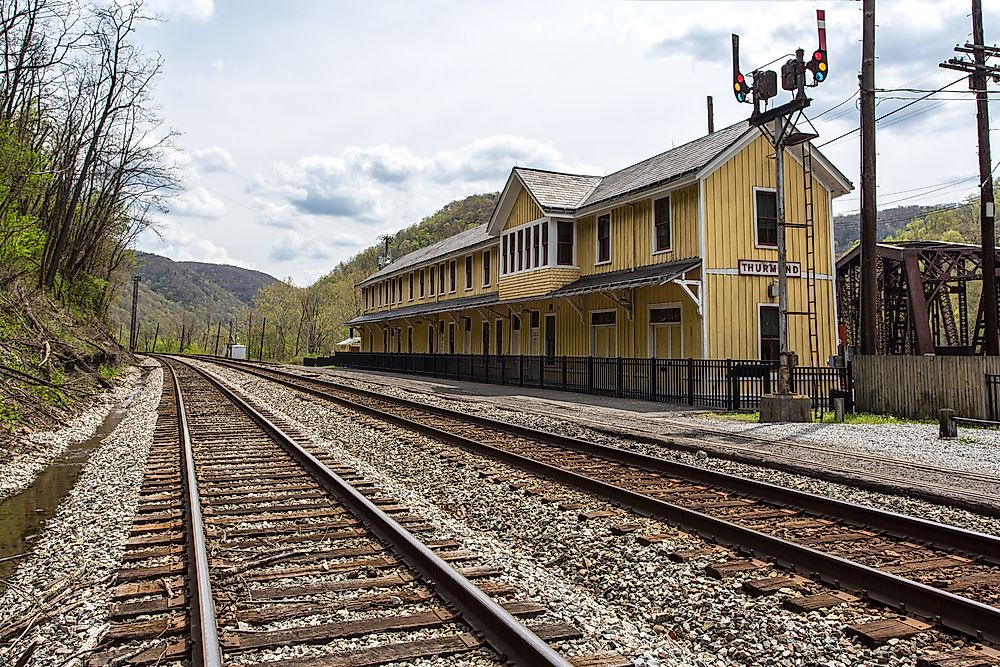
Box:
<box><xmin>463</xmin><ymin>317</ymin><xmax>472</xmax><ymax>353</ymax></box>
<box><xmin>448</xmin><ymin>322</ymin><xmax>456</xmax><ymax>354</ymax></box>
<box><xmin>759</xmin><ymin>304</ymin><xmax>780</xmax><ymax>361</ymax></box>
<box><xmin>589</xmin><ymin>310</ymin><xmax>617</xmax><ymax>357</ymax></box>
<box><xmin>382</xmin><ymin>328</ymin><xmax>388</xmax><ymax>352</ymax></box>
<box><xmin>511</xmin><ymin>314</ymin><xmax>521</xmax><ymax>355</ymax></box>
<box><xmin>482</xmin><ymin>320</ymin><xmax>490</xmax><ymax>355</ymax></box>
<box><xmin>528</xmin><ymin>311</ymin><xmax>540</xmax><ymax>356</ymax></box>
<box><xmin>407</xmin><ymin>326</ymin><xmax>413</xmax><ymax>353</ymax></box>
<box><xmin>648</xmin><ymin>304</ymin><xmax>682</xmax><ymax>358</ymax></box>
<box><xmin>495</xmin><ymin>319</ymin><xmax>503</xmax><ymax>356</ymax></box>
<box><xmin>427</xmin><ymin>325</ymin><xmax>434</xmax><ymax>353</ymax></box>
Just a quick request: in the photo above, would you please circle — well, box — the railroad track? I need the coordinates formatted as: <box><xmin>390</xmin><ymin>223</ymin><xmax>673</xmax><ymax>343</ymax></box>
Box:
<box><xmin>284</xmin><ymin>363</ymin><xmax>1000</xmax><ymax>517</ymax></box>
<box><xmin>196</xmin><ymin>356</ymin><xmax>1000</xmax><ymax>650</ymax></box>
<box><xmin>89</xmin><ymin>358</ymin><xmax>626</xmax><ymax>666</ymax></box>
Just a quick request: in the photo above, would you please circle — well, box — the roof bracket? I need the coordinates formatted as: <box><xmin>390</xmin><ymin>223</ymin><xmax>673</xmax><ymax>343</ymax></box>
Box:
<box><xmin>602</xmin><ymin>289</ymin><xmax>634</xmax><ymax>320</ymax></box>
<box><xmin>563</xmin><ymin>297</ymin><xmax>585</xmax><ymax>324</ymax></box>
<box><xmin>672</xmin><ymin>277</ymin><xmax>703</xmax><ymax>318</ymax></box>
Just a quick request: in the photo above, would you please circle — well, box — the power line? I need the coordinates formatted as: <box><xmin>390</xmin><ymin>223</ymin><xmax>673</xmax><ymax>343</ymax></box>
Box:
<box><xmin>816</xmin><ymin>75</ymin><xmax>969</xmax><ymax>148</ymax></box>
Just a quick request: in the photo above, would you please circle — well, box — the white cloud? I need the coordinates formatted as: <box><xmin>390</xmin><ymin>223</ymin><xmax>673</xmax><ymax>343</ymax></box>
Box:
<box><xmin>191</xmin><ymin>146</ymin><xmax>235</xmax><ymax>173</ymax></box>
<box><xmin>211</xmin><ymin>58</ymin><xmax>225</xmax><ymax>73</ymax></box>
<box><xmin>269</xmin><ymin>229</ymin><xmax>362</xmax><ymax>263</ymax></box>
<box><xmin>169</xmin><ymin>185</ymin><xmax>226</xmax><ymax>219</ymax></box>
<box><xmin>145</xmin><ymin>0</ymin><xmax>214</xmax><ymax>21</ymax></box>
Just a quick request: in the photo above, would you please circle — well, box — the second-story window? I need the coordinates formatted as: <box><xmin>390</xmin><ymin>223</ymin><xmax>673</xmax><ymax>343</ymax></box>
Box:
<box><xmin>533</xmin><ymin>225</ymin><xmax>540</xmax><ymax>266</ymax></box>
<box><xmin>501</xmin><ymin>237</ymin><xmax>508</xmax><ymax>275</ymax></box>
<box><xmin>449</xmin><ymin>259</ymin><xmax>456</xmax><ymax>292</ymax></box>
<box><xmin>408</xmin><ymin>273</ymin><xmax>414</xmax><ymax>300</ymax></box>
<box><xmin>439</xmin><ymin>262</ymin><xmax>445</xmax><ymax>293</ymax></box>
<box><xmin>465</xmin><ymin>255</ymin><xmax>473</xmax><ymax>290</ymax></box>
<box><xmin>557</xmin><ymin>221</ymin><xmax>574</xmax><ymax>266</ymax></box>
<box><xmin>597</xmin><ymin>213</ymin><xmax>611</xmax><ymax>263</ymax></box>
<box><xmin>517</xmin><ymin>230</ymin><xmax>524</xmax><ymax>271</ymax></box>
<box><xmin>755</xmin><ymin>189</ymin><xmax>778</xmax><ymax>247</ymax></box>
<box><xmin>419</xmin><ymin>269</ymin><xmax>425</xmax><ymax>297</ymax></box>
<box><xmin>541</xmin><ymin>224</ymin><xmax>549</xmax><ymax>265</ymax></box>
<box><xmin>483</xmin><ymin>249</ymin><xmax>491</xmax><ymax>286</ymax></box>
<box><xmin>508</xmin><ymin>233</ymin><xmax>516</xmax><ymax>273</ymax></box>
<box><xmin>654</xmin><ymin>196</ymin><xmax>672</xmax><ymax>252</ymax></box>
<box><xmin>430</xmin><ymin>267</ymin><xmax>436</xmax><ymax>296</ymax></box>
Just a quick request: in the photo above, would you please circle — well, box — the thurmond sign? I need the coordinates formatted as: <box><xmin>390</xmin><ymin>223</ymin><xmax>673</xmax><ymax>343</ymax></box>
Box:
<box><xmin>738</xmin><ymin>259</ymin><xmax>802</xmax><ymax>277</ymax></box>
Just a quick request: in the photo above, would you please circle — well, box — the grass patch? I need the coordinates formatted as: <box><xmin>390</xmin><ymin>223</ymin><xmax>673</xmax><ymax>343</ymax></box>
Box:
<box><xmin>706</xmin><ymin>411</ymin><xmax>927</xmax><ymax>425</ymax></box>
<box><xmin>98</xmin><ymin>363</ymin><xmax>123</xmax><ymax>382</ymax></box>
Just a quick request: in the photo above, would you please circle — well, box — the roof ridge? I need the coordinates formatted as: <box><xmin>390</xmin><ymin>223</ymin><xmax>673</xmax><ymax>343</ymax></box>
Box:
<box><xmin>514</xmin><ymin>165</ymin><xmax>603</xmax><ymax>179</ymax></box>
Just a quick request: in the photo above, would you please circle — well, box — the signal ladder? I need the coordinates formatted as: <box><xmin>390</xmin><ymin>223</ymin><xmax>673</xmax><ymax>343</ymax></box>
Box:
<box><xmin>786</xmin><ymin>142</ymin><xmax>820</xmax><ymax>375</ymax></box>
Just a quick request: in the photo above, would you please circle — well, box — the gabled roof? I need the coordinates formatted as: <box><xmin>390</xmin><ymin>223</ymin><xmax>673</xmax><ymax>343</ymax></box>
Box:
<box><xmin>580</xmin><ymin>122</ymin><xmax>752</xmax><ymax>209</ymax></box>
<box><xmin>357</xmin><ymin>223</ymin><xmax>493</xmax><ymax>287</ymax></box>
<box><xmin>513</xmin><ymin>168</ymin><xmax>602</xmax><ymax>212</ymax></box>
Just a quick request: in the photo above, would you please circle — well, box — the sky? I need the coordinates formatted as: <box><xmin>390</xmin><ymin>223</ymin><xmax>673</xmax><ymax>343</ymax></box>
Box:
<box><xmin>133</xmin><ymin>0</ymin><xmax>1000</xmax><ymax>286</ymax></box>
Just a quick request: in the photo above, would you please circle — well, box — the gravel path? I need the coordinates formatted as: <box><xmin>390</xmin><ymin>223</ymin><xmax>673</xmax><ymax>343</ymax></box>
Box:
<box><xmin>199</xmin><ymin>361</ymin><xmax>980</xmax><ymax>667</ymax></box>
<box><xmin>289</xmin><ymin>367</ymin><xmax>1000</xmax><ymax>537</ymax></box>
<box><xmin>0</xmin><ymin>364</ymin><xmax>162</xmax><ymax>666</ymax></box>
<box><xmin>0</xmin><ymin>367</ymin><xmax>144</xmax><ymax>501</ymax></box>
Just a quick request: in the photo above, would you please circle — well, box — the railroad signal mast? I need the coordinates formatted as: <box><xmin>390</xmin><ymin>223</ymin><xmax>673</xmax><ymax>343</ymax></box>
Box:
<box><xmin>732</xmin><ymin>10</ymin><xmax>828</xmax><ymax>420</ymax></box>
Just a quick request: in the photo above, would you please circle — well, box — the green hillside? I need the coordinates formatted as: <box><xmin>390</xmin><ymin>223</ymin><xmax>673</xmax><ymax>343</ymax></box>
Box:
<box><xmin>833</xmin><ymin>205</ymin><xmax>939</xmax><ymax>256</ymax></box>
<box><xmin>107</xmin><ymin>252</ymin><xmax>278</xmax><ymax>352</ymax></box>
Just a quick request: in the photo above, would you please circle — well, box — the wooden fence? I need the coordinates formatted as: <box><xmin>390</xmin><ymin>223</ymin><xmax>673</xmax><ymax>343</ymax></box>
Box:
<box><xmin>853</xmin><ymin>355</ymin><xmax>1000</xmax><ymax>420</ymax></box>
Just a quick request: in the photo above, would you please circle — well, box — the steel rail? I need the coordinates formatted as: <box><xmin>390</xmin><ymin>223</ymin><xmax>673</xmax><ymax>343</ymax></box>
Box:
<box><xmin>164</xmin><ymin>361</ymin><xmax>224</xmax><ymax>667</ymax></box>
<box><xmin>193</xmin><ymin>357</ymin><xmax>1000</xmax><ymax>646</ymax></box>
<box><xmin>202</xmin><ymin>358</ymin><xmax>1000</xmax><ymax>563</ymax></box>
<box><xmin>168</xmin><ymin>357</ymin><xmax>570</xmax><ymax>667</ymax></box>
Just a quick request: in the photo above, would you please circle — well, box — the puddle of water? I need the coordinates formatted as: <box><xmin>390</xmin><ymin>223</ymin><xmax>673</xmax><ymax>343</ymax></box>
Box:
<box><xmin>0</xmin><ymin>371</ymin><xmax>149</xmax><ymax>591</ymax></box>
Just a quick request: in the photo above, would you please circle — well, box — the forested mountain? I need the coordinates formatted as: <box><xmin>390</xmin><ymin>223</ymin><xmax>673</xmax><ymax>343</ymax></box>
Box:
<box><xmin>106</xmin><ymin>253</ymin><xmax>278</xmax><ymax>350</ymax></box>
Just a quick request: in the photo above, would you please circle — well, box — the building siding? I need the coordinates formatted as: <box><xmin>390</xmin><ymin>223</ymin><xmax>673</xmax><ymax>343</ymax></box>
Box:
<box><xmin>503</xmin><ymin>189</ymin><xmax>543</xmax><ymax>231</ymax></box>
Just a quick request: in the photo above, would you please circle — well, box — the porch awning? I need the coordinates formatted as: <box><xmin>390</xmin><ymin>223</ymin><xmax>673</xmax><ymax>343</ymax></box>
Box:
<box><xmin>549</xmin><ymin>257</ymin><xmax>701</xmax><ymax>298</ymax></box>
<box><xmin>345</xmin><ymin>293</ymin><xmax>500</xmax><ymax>326</ymax></box>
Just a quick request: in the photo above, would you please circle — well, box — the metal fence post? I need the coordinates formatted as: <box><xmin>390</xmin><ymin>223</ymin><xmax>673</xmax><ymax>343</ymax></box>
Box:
<box><xmin>649</xmin><ymin>357</ymin><xmax>657</xmax><ymax>401</ymax></box>
<box><xmin>616</xmin><ymin>357</ymin><xmax>623</xmax><ymax>397</ymax></box>
<box><xmin>587</xmin><ymin>356</ymin><xmax>594</xmax><ymax>394</ymax></box>
<box><xmin>687</xmin><ymin>357</ymin><xmax>695</xmax><ymax>406</ymax></box>
<box><xmin>561</xmin><ymin>356</ymin><xmax>567</xmax><ymax>390</ymax></box>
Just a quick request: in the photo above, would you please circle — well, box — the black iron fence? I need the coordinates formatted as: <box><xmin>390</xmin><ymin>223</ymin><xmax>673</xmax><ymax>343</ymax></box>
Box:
<box><xmin>306</xmin><ymin>352</ymin><xmax>852</xmax><ymax>413</ymax></box>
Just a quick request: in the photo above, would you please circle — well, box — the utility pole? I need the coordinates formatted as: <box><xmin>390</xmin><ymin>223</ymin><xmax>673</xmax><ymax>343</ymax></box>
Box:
<box><xmin>859</xmin><ymin>0</ymin><xmax>877</xmax><ymax>355</ymax></box>
<box><xmin>129</xmin><ymin>275</ymin><xmax>141</xmax><ymax>352</ymax></box>
<box><xmin>214</xmin><ymin>322</ymin><xmax>222</xmax><ymax>356</ymax></box>
<box><xmin>152</xmin><ymin>323</ymin><xmax>159</xmax><ymax>354</ymax></box>
<box><xmin>941</xmin><ymin>0</ymin><xmax>1000</xmax><ymax>354</ymax></box>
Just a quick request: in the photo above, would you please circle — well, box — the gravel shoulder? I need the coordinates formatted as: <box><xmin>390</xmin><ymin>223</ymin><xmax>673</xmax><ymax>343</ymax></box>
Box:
<box><xmin>0</xmin><ymin>364</ymin><xmax>163</xmax><ymax>666</ymax></box>
<box><xmin>200</xmin><ymin>360</ymin><xmax>979</xmax><ymax>667</ymax></box>
<box><xmin>0</xmin><ymin>365</ymin><xmax>146</xmax><ymax>501</ymax></box>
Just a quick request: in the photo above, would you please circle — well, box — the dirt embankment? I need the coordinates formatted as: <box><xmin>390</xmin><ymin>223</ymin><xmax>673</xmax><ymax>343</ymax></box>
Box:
<box><xmin>0</xmin><ymin>277</ymin><xmax>130</xmax><ymax>447</ymax></box>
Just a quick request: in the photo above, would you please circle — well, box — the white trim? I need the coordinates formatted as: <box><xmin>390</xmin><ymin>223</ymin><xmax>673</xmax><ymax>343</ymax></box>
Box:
<box><xmin>651</xmin><ymin>194</ymin><xmax>674</xmax><ymax>254</ymax></box>
<box><xmin>648</xmin><ymin>301</ymin><xmax>684</xmax><ymax>359</ymax></box>
<box><xmin>757</xmin><ymin>302</ymin><xmax>780</xmax><ymax>361</ymax></box>
<box><xmin>752</xmin><ymin>186</ymin><xmax>779</xmax><ymax>250</ymax></box>
<box><xmin>588</xmin><ymin>308</ymin><xmax>618</xmax><ymax>357</ymax></box>
<box><xmin>699</xmin><ymin>177</ymin><xmax>708</xmax><ymax>359</ymax></box>
<box><xmin>494</xmin><ymin>317</ymin><xmax>504</xmax><ymax>355</ymax></box>
<box><xmin>595</xmin><ymin>211</ymin><xmax>613</xmax><ymax>265</ymax></box>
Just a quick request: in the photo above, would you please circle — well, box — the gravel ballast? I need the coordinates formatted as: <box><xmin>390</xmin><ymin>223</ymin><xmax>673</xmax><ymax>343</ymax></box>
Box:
<box><xmin>288</xmin><ymin>367</ymin><xmax>1000</xmax><ymax>537</ymax></box>
<box><xmin>0</xmin><ymin>364</ymin><xmax>162</xmax><ymax>666</ymax></box>
<box><xmin>198</xmin><ymin>361</ymin><xmax>981</xmax><ymax>667</ymax></box>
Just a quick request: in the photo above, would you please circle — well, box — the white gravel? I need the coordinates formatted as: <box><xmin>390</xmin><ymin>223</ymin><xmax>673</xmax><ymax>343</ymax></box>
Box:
<box><xmin>198</xmin><ymin>361</ymin><xmax>978</xmax><ymax>667</ymax></box>
<box><xmin>0</xmin><ymin>367</ymin><xmax>144</xmax><ymax>501</ymax></box>
<box><xmin>0</xmin><ymin>364</ymin><xmax>162</xmax><ymax>666</ymax></box>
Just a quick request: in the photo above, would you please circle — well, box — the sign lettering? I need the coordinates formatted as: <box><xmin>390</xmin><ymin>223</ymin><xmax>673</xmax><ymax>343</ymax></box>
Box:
<box><xmin>738</xmin><ymin>259</ymin><xmax>801</xmax><ymax>277</ymax></box>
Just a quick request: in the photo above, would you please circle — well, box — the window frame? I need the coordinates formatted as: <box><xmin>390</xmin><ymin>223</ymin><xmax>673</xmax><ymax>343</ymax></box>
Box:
<box><xmin>449</xmin><ymin>259</ymin><xmax>457</xmax><ymax>293</ymax></box>
<box><xmin>758</xmin><ymin>303</ymin><xmax>781</xmax><ymax>361</ymax></box>
<box><xmin>589</xmin><ymin>308</ymin><xmax>618</xmax><ymax>357</ymax></box>
<box><xmin>596</xmin><ymin>212</ymin><xmax>612</xmax><ymax>265</ymax></box>
<box><xmin>556</xmin><ymin>220</ymin><xmax>575</xmax><ymax>267</ymax></box>
<box><xmin>464</xmin><ymin>255</ymin><xmax>473</xmax><ymax>291</ymax></box>
<box><xmin>753</xmin><ymin>186</ymin><xmax>779</xmax><ymax>249</ymax></box>
<box><xmin>652</xmin><ymin>195</ymin><xmax>673</xmax><ymax>254</ymax></box>
<box><xmin>482</xmin><ymin>249</ymin><xmax>491</xmax><ymax>286</ymax></box>
<box><xmin>408</xmin><ymin>273</ymin><xmax>414</xmax><ymax>301</ymax></box>
<box><xmin>419</xmin><ymin>269</ymin><xmax>425</xmax><ymax>298</ymax></box>
<box><xmin>430</xmin><ymin>266</ymin><xmax>436</xmax><ymax>296</ymax></box>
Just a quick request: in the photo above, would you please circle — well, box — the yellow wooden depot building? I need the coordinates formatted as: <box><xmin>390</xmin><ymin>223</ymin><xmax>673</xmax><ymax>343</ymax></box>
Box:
<box><xmin>346</xmin><ymin>121</ymin><xmax>852</xmax><ymax>365</ymax></box>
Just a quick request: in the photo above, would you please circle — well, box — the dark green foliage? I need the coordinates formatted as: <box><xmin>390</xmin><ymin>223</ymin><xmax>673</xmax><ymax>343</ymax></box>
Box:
<box><xmin>833</xmin><ymin>205</ymin><xmax>940</xmax><ymax>255</ymax></box>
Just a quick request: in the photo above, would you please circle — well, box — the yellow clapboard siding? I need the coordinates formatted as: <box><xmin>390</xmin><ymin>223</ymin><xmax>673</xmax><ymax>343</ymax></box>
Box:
<box><xmin>498</xmin><ymin>268</ymin><xmax>580</xmax><ymax>300</ymax></box>
<box><xmin>503</xmin><ymin>189</ymin><xmax>543</xmax><ymax>231</ymax></box>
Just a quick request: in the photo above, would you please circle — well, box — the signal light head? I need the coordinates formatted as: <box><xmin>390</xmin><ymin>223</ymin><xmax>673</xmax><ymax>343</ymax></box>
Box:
<box><xmin>814</xmin><ymin>50</ymin><xmax>823</xmax><ymax>61</ymax></box>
